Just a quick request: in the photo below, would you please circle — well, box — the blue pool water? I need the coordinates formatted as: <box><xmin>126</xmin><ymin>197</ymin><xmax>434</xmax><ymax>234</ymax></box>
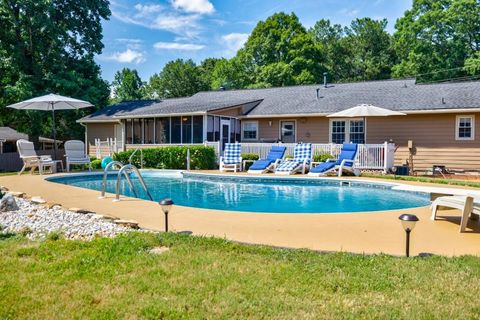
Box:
<box><xmin>47</xmin><ymin>171</ymin><xmax>431</xmax><ymax>214</ymax></box>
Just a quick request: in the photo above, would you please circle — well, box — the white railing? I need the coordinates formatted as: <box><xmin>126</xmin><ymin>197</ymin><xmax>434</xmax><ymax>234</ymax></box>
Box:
<box><xmin>94</xmin><ymin>138</ymin><xmax>122</xmax><ymax>158</ymax></box>
<box><xmin>240</xmin><ymin>142</ymin><xmax>395</xmax><ymax>172</ymax></box>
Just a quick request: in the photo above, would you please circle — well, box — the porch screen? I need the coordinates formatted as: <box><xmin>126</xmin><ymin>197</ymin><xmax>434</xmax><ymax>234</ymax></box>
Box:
<box><xmin>155</xmin><ymin>118</ymin><xmax>170</xmax><ymax>144</ymax></box>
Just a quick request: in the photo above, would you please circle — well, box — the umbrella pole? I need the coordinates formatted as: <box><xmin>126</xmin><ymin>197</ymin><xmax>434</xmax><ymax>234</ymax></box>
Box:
<box><xmin>51</xmin><ymin>103</ymin><xmax>57</xmax><ymax>160</ymax></box>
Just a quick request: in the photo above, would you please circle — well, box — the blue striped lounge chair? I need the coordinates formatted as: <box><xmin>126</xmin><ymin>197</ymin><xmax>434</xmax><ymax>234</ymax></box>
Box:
<box><xmin>275</xmin><ymin>143</ymin><xmax>312</xmax><ymax>175</ymax></box>
<box><xmin>248</xmin><ymin>145</ymin><xmax>287</xmax><ymax>174</ymax></box>
<box><xmin>308</xmin><ymin>143</ymin><xmax>360</xmax><ymax>177</ymax></box>
<box><xmin>219</xmin><ymin>143</ymin><xmax>242</xmax><ymax>172</ymax></box>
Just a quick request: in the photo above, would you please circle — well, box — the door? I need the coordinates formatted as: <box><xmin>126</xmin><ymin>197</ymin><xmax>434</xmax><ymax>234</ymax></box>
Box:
<box><xmin>220</xmin><ymin>119</ymin><xmax>231</xmax><ymax>151</ymax></box>
<box><xmin>280</xmin><ymin>121</ymin><xmax>296</xmax><ymax>143</ymax></box>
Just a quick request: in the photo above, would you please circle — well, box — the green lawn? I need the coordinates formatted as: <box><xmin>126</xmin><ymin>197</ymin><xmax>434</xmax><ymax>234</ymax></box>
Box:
<box><xmin>1</xmin><ymin>233</ymin><xmax>480</xmax><ymax>319</ymax></box>
<box><xmin>364</xmin><ymin>173</ymin><xmax>480</xmax><ymax>189</ymax></box>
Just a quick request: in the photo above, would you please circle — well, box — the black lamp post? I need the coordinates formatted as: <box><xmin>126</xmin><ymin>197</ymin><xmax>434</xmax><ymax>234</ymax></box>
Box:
<box><xmin>159</xmin><ymin>198</ymin><xmax>174</xmax><ymax>232</ymax></box>
<box><xmin>398</xmin><ymin>214</ymin><xmax>419</xmax><ymax>257</ymax></box>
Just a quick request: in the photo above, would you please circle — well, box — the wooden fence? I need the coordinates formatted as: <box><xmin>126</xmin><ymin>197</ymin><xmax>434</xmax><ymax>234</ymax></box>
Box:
<box><xmin>0</xmin><ymin>149</ymin><xmax>65</xmax><ymax>172</ymax></box>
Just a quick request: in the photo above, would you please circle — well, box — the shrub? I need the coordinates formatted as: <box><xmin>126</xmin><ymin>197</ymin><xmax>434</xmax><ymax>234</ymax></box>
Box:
<box><xmin>19</xmin><ymin>227</ymin><xmax>32</xmax><ymax>237</ymax></box>
<box><xmin>91</xmin><ymin>159</ymin><xmax>102</xmax><ymax>170</ymax></box>
<box><xmin>241</xmin><ymin>153</ymin><xmax>260</xmax><ymax>170</ymax></box>
<box><xmin>46</xmin><ymin>231</ymin><xmax>63</xmax><ymax>241</ymax></box>
<box><xmin>285</xmin><ymin>154</ymin><xmax>293</xmax><ymax>160</ymax></box>
<box><xmin>313</xmin><ymin>153</ymin><xmax>333</xmax><ymax>163</ymax></box>
<box><xmin>113</xmin><ymin>146</ymin><xmax>217</xmax><ymax>170</ymax></box>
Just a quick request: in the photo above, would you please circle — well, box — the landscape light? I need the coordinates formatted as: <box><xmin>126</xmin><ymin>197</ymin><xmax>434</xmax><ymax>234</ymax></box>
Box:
<box><xmin>398</xmin><ymin>214</ymin><xmax>419</xmax><ymax>257</ymax></box>
<box><xmin>159</xmin><ymin>198</ymin><xmax>174</xmax><ymax>232</ymax></box>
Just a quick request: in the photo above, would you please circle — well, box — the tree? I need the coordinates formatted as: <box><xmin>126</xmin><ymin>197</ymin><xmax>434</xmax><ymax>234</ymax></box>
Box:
<box><xmin>111</xmin><ymin>68</ymin><xmax>144</xmax><ymax>102</ymax></box>
<box><xmin>209</xmin><ymin>57</ymin><xmax>249</xmax><ymax>90</ymax></box>
<box><xmin>392</xmin><ymin>0</ymin><xmax>480</xmax><ymax>82</ymax></box>
<box><xmin>344</xmin><ymin>18</ymin><xmax>395</xmax><ymax>81</ymax></box>
<box><xmin>0</xmin><ymin>0</ymin><xmax>110</xmax><ymax>141</ymax></box>
<box><xmin>464</xmin><ymin>52</ymin><xmax>480</xmax><ymax>75</ymax></box>
<box><xmin>240</xmin><ymin>12</ymin><xmax>324</xmax><ymax>87</ymax></box>
<box><xmin>145</xmin><ymin>59</ymin><xmax>208</xmax><ymax>99</ymax></box>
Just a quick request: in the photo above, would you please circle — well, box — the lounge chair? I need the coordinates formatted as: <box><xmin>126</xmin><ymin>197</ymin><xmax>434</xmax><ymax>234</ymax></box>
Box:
<box><xmin>309</xmin><ymin>143</ymin><xmax>360</xmax><ymax>177</ymax></box>
<box><xmin>219</xmin><ymin>143</ymin><xmax>242</xmax><ymax>172</ymax></box>
<box><xmin>65</xmin><ymin>140</ymin><xmax>92</xmax><ymax>172</ymax></box>
<box><xmin>431</xmin><ymin>195</ymin><xmax>480</xmax><ymax>232</ymax></box>
<box><xmin>275</xmin><ymin>143</ymin><xmax>312</xmax><ymax>175</ymax></box>
<box><xmin>248</xmin><ymin>146</ymin><xmax>287</xmax><ymax>174</ymax></box>
<box><xmin>16</xmin><ymin>139</ymin><xmax>55</xmax><ymax>175</ymax></box>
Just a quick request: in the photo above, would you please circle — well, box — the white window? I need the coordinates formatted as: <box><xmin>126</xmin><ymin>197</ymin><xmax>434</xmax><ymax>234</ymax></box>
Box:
<box><xmin>456</xmin><ymin>115</ymin><xmax>475</xmax><ymax>140</ymax></box>
<box><xmin>242</xmin><ymin>121</ymin><xmax>258</xmax><ymax>140</ymax></box>
<box><xmin>330</xmin><ymin>119</ymin><xmax>365</xmax><ymax>144</ymax></box>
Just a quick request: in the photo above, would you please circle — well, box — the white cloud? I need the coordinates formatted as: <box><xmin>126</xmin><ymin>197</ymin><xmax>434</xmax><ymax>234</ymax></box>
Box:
<box><xmin>171</xmin><ymin>0</ymin><xmax>214</xmax><ymax>14</ymax></box>
<box><xmin>101</xmin><ymin>49</ymin><xmax>146</xmax><ymax>64</ymax></box>
<box><xmin>154</xmin><ymin>42</ymin><xmax>205</xmax><ymax>51</ymax></box>
<box><xmin>112</xmin><ymin>3</ymin><xmax>202</xmax><ymax>38</ymax></box>
<box><xmin>339</xmin><ymin>8</ymin><xmax>359</xmax><ymax>17</ymax></box>
<box><xmin>221</xmin><ymin>33</ymin><xmax>249</xmax><ymax>56</ymax></box>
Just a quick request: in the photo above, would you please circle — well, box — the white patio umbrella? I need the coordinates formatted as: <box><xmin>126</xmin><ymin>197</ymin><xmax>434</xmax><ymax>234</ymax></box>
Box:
<box><xmin>327</xmin><ymin>104</ymin><xmax>406</xmax><ymax>118</ymax></box>
<box><xmin>327</xmin><ymin>104</ymin><xmax>405</xmax><ymax>144</ymax></box>
<box><xmin>6</xmin><ymin>93</ymin><xmax>93</xmax><ymax>159</ymax></box>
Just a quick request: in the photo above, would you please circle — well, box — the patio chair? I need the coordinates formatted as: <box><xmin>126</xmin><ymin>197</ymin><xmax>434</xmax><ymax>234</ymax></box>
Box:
<box><xmin>431</xmin><ymin>195</ymin><xmax>480</xmax><ymax>232</ymax></box>
<box><xmin>275</xmin><ymin>143</ymin><xmax>312</xmax><ymax>175</ymax></box>
<box><xmin>220</xmin><ymin>143</ymin><xmax>242</xmax><ymax>172</ymax></box>
<box><xmin>65</xmin><ymin>140</ymin><xmax>91</xmax><ymax>172</ymax></box>
<box><xmin>16</xmin><ymin>139</ymin><xmax>54</xmax><ymax>175</ymax></box>
<box><xmin>248</xmin><ymin>146</ymin><xmax>287</xmax><ymax>174</ymax></box>
<box><xmin>309</xmin><ymin>143</ymin><xmax>360</xmax><ymax>177</ymax></box>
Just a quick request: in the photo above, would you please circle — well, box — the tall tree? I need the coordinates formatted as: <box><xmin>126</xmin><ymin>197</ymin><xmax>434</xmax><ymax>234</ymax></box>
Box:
<box><xmin>111</xmin><ymin>68</ymin><xmax>144</xmax><ymax>102</ymax></box>
<box><xmin>240</xmin><ymin>12</ymin><xmax>324</xmax><ymax>87</ymax></box>
<box><xmin>0</xmin><ymin>0</ymin><xmax>110</xmax><ymax>140</ymax></box>
<box><xmin>145</xmin><ymin>59</ymin><xmax>208</xmax><ymax>99</ymax></box>
<box><xmin>344</xmin><ymin>18</ymin><xmax>395</xmax><ymax>81</ymax></box>
<box><xmin>392</xmin><ymin>0</ymin><xmax>480</xmax><ymax>82</ymax></box>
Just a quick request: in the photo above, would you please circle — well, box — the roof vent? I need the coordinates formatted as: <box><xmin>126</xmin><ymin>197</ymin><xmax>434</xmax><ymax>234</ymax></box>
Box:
<box><xmin>316</xmin><ymin>88</ymin><xmax>321</xmax><ymax>99</ymax></box>
<box><xmin>442</xmin><ymin>97</ymin><xmax>446</xmax><ymax>104</ymax></box>
<box><xmin>218</xmin><ymin>86</ymin><xmax>225</xmax><ymax>91</ymax></box>
<box><xmin>323</xmin><ymin>72</ymin><xmax>328</xmax><ymax>88</ymax></box>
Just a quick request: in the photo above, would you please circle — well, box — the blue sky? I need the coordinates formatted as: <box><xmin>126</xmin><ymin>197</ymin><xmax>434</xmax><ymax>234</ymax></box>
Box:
<box><xmin>97</xmin><ymin>0</ymin><xmax>412</xmax><ymax>82</ymax></box>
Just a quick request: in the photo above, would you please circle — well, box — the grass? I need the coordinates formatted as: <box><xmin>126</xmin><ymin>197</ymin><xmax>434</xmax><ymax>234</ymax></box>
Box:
<box><xmin>1</xmin><ymin>233</ymin><xmax>480</xmax><ymax>319</ymax></box>
<box><xmin>364</xmin><ymin>173</ymin><xmax>480</xmax><ymax>189</ymax></box>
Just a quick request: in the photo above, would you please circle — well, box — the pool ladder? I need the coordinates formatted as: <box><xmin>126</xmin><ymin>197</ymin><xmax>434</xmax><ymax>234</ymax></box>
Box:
<box><xmin>99</xmin><ymin>160</ymin><xmax>153</xmax><ymax>202</ymax></box>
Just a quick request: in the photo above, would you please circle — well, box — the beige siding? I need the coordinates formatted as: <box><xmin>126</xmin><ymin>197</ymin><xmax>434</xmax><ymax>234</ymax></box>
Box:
<box><xmin>209</xmin><ymin>107</ymin><xmax>242</xmax><ymax>117</ymax></box>
<box><xmin>255</xmin><ymin>117</ymin><xmax>329</xmax><ymax>142</ymax></box>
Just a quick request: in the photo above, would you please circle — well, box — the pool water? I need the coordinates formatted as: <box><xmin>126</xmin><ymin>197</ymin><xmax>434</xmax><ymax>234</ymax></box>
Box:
<box><xmin>48</xmin><ymin>171</ymin><xmax>430</xmax><ymax>214</ymax></box>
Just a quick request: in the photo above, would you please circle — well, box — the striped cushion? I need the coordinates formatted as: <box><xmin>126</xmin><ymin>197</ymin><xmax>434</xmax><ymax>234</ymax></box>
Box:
<box><xmin>276</xmin><ymin>160</ymin><xmax>302</xmax><ymax>172</ymax></box>
<box><xmin>223</xmin><ymin>143</ymin><xmax>241</xmax><ymax>164</ymax></box>
<box><xmin>293</xmin><ymin>143</ymin><xmax>312</xmax><ymax>162</ymax></box>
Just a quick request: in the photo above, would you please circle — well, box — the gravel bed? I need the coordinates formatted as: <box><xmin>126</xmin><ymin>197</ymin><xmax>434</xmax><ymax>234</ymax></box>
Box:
<box><xmin>0</xmin><ymin>197</ymin><xmax>133</xmax><ymax>240</ymax></box>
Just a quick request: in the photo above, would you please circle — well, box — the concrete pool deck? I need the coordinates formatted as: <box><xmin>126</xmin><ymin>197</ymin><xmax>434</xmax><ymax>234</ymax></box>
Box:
<box><xmin>1</xmin><ymin>171</ymin><xmax>480</xmax><ymax>257</ymax></box>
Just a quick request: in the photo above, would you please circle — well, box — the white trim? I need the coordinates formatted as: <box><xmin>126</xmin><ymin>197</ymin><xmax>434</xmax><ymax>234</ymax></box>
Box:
<box><xmin>328</xmin><ymin>118</ymin><xmax>366</xmax><ymax>143</ymax></box>
<box><xmin>279</xmin><ymin>120</ymin><xmax>297</xmax><ymax>143</ymax></box>
<box><xmin>455</xmin><ymin>115</ymin><xmax>475</xmax><ymax>141</ymax></box>
<box><xmin>241</xmin><ymin>120</ymin><xmax>259</xmax><ymax>141</ymax></box>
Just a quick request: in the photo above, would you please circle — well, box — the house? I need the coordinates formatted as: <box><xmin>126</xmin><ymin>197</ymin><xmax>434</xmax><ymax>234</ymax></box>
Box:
<box><xmin>0</xmin><ymin>127</ymin><xmax>62</xmax><ymax>153</ymax></box>
<box><xmin>78</xmin><ymin>79</ymin><xmax>480</xmax><ymax>172</ymax></box>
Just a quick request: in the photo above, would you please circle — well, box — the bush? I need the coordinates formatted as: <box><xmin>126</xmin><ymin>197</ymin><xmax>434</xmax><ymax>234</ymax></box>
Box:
<box><xmin>91</xmin><ymin>159</ymin><xmax>102</xmax><ymax>170</ymax></box>
<box><xmin>46</xmin><ymin>231</ymin><xmax>63</xmax><ymax>241</ymax></box>
<box><xmin>313</xmin><ymin>153</ymin><xmax>333</xmax><ymax>163</ymax></box>
<box><xmin>241</xmin><ymin>153</ymin><xmax>260</xmax><ymax>170</ymax></box>
<box><xmin>113</xmin><ymin>146</ymin><xmax>217</xmax><ymax>170</ymax></box>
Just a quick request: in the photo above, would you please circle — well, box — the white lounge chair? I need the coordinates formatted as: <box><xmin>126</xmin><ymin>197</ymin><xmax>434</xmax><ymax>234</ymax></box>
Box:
<box><xmin>431</xmin><ymin>195</ymin><xmax>480</xmax><ymax>232</ymax></box>
<box><xmin>275</xmin><ymin>143</ymin><xmax>312</xmax><ymax>175</ymax></box>
<box><xmin>16</xmin><ymin>139</ymin><xmax>54</xmax><ymax>175</ymax></box>
<box><xmin>65</xmin><ymin>140</ymin><xmax>91</xmax><ymax>172</ymax></box>
<box><xmin>220</xmin><ymin>143</ymin><xmax>242</xmax><ymax>172</ymax></box>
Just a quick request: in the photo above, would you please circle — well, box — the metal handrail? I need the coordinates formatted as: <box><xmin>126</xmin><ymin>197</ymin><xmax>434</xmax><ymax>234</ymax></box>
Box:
<box><xmin>128</xmin><ymin>148</ymin><xmax>143</xmax><ymax>168</ymax></box>
<box><xmin>114</xmin><ymin>164</ymin><xmax>153</xmax><ymax>202</ymax></box>
<box><xmin>99</xmin><ymin>161</ymin><xmax>123</xmax><ymax>198</ymax></box>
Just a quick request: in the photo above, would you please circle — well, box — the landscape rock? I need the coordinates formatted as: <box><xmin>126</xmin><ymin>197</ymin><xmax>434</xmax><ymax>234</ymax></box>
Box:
<box><xmin>45</xmin><ymin>203</ymin><xmax>62</xmax><ymax>209</ymax></box>
<box><xmin>0</xmin><ymin>195</ymin><xmax>19</xmax><ymax>212</ymax></box>
<box><xmin>114</xmin><ymin>219</ymin><xmax>140</xmax><ymax>229</ymax></box>
<box><xmin>149</xmin><ymin>246</ymin><xmax>170</xmax><ymax>255</ymax></box>
<box><xmin>31</xmin><ymin>197</ymin><xmax>46</xmax><ymax>204</ymax></box>
<box><xmin>0</xmin><ymin>186</ymin><xmax>9</xmax><ymax>192</ymax></box>
<box><xmin>8</xmin><ymin>191</ymin><xmax>25</xmax><ymax>198</ymax></box>
<box><xmin>68</xmin><ymin>207</ymin><xmax>93</xmax><ymax>214</ymax></box>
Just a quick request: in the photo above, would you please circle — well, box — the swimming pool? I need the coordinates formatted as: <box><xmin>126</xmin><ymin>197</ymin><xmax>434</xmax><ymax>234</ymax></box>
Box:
<box><xmin>47</xmin><ymin>171</ymin><xmax>431</xmax><ymax>214</ymax></box>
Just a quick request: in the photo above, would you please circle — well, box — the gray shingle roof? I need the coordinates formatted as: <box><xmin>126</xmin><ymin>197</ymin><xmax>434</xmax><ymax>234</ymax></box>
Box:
<box><xmin>0</xmin><ymin>127</ymin><xmax>28</xmax><ymax>141</ymax></box>
<box><xmin>80</xmin><ymin>79</ymin><xmax>480</xmax><ymax>122</ymax></box>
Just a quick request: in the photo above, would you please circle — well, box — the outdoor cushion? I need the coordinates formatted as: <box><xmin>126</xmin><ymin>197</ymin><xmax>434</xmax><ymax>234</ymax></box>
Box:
<box><xmin>249</xmin><ymin>159</ymin><xmax>274</xmax><ymax>171</ymax></box>
<box><xmin>335</xmin><ymin>143</ymin><xmax>357</xmax><ymax>166</ymax></box>
<box><xmin>266</xmin><ymin>146</ymin><xmax>287</xmax><ymax>161</ymax></box>
<box><xmin>223</xmin><ymin>143</ymin><xmax>241</xmax><ymax>164</ymax></box>
<box><xmin>292</xmin><ymin>143</ymin><xmax>312</xmax><ymax>162</ymax></box>
<box><xmin>309</xmin><ymin>161</ymin><xmax>337</xmax><ymax>173</ymax></box>
<box><xmin>276</xmin><ymin>160</ymin><xmax>302</xmax><ymax>172</ymax></box>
